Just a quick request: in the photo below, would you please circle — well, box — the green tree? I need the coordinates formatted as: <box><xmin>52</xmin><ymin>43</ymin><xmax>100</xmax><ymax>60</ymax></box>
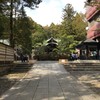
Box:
<box><xmin>62</xmin><ymin>4</ymin><xmax>75</xmax><ymax>35</ymax></box>
<box><xmin>85</xmin><ymin>0</ymin><xmax>100</xmax><ymax>10</ymax></box>
<box><xmin>0</xmin><ymin>14</ymin><xmax>10</xmax><ymax>39</ymax></box>
<box><xmin>56</xmin><ymin>4</ymin><xmax>87</xmax><ymax>56</ymax></box>
<box><xmin>0</xmin><ymin>0</ymin><xmax>10</xmax><ymax>39</ymax></box>
<box><xmin>0</xmin><ymin>0</ymin><xmax>42</xmax><ymax>47</ymax></box>
<box><xmin>32</xmin><ymin>23</ymin><xmax>48</xmax><ymax>48</ymax></box>
<box><xmin>16</xmin><ymin>16</ymin><xmax>33</xmax><ymax>55</ymax></box>
<box><xmin>57</xmin><ymin>4</ymin><xmax>76</xmax><ymax>55</ymax></box>
<box><xmin>0</xmin><ymin>14</ymin><xmax>4</xmax><ymax>38</ymax></box>
<box><xmin>72</xmin><ymin>13</ymin><xmax>87</xmax><ymax>41</ymax></box>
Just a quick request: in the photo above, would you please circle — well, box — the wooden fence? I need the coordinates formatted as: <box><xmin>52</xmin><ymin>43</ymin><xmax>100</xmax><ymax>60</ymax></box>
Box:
<box><xmin>0</xmin><ymin>43</ymin><xmax>14</xmax><ymax>64</ymax></box>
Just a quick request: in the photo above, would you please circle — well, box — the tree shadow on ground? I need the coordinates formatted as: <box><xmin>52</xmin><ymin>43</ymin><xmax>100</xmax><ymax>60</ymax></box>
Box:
<box><xmin>67</xmin><ymin>70</ymin><xmax>100</xmax><ymax>95</ymax></box>
<box><xmin>0</xmin><ymin>61</ymin><xmax>100</xmax><ymax>100</ymax></box>
<box><xmin>0</xmin><ymin>78</ymin><xmax>17</xmax><ymax>96</ymax></box>
<box><xmin>0</xmin><ymin>63</ymin><xmax>34</xmax><ymax>96</ymax></box>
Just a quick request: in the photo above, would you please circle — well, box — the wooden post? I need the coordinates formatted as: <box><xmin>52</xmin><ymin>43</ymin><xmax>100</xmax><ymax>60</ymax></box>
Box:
<box><xmin>86</xmin><ymin>45</ymin><xmax>89</xmax><ymax>59</ymax></box>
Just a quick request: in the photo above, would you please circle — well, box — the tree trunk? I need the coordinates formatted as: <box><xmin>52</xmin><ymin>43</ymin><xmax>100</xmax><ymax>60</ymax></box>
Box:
<box><xmin>10</xmin><ymin>0</ymin><xmax>14</xmax><ymax>47</ymax></box>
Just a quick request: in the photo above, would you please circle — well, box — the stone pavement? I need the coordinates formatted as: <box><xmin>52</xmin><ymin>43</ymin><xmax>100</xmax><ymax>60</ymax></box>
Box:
<box><xmin>0</xmin><ymin>61</ymin><xmax>100</xmax><ymax>100</ymax></box>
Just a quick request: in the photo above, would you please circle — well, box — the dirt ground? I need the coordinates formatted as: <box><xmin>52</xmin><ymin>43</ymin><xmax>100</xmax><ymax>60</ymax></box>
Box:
<box><xmin>0</xmin><ymin>72</ymin><xmax>26</xmax><ymax>96</ymax></box>
<box><xmin>0</xmin><ymin>62</ymin><xmax>100</xmax><ymax>97</ymax></box>
<box><xmin>68</xmin><ymin>71</ymin><xmax>100</xmax><ymax>95</ymax></box>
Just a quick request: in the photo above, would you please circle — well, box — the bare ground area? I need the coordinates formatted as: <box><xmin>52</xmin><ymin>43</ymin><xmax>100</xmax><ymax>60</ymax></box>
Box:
<box><xmin>0</xmin><ymin>72</ymin><xmax>26</xmax><ymax>96</ymax></box>
<box><xmin>0</xmin><ymin>60</ymin><xmax>36</xmax><ymax>96</ymax></box>
<box><xmin>0</xmin><ymin>62</ymin><xmax>100</xmax><ymax>97</ymax></box>
<box><xmin>0</xmin><ymin>60</ymin><xmax>35</xmax><ymax>97</ymax></box>
<box><xmin>68</xmin><ymin>71</ymin><xmax>100</xmax><ymax>95</ymax></box>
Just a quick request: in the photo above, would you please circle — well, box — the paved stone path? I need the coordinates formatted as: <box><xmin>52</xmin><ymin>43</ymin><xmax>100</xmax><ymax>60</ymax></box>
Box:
<box><xmin>0</xmin><ymin>61</ymin><xmax>100</xmax><ymax>100</ymax></box>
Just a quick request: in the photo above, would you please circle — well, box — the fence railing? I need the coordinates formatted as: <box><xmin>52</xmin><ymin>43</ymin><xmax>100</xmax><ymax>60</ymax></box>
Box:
<box><xmin>0</xmin><ymin>43</ymin><xmax>14</xmax><ymax>64</ymax></box>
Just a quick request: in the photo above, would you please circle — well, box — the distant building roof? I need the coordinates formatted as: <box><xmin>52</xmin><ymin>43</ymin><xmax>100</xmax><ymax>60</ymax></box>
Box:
<box><xmin>46</xmin><ymin>37</ymin><xmax>58</xmax><ymax>47</ymax></box>
<box><xmin>83</xmin><ymin>39</ymin><xmax>98</xmax><ymax>43</ymax></box>
<box><xmin>47</xmin><ymin>37</ymin><xmax>57</xmax><ymax>43</ymax></box>
<box><xmin>76</xmin><ymin>39</ymin><xmax>98</xmax><ymax>49</ymax></box>
<box><xmin>0</xmin><ymin>39</ymin><xmax>10</xmax><ymax>45</ymax></box>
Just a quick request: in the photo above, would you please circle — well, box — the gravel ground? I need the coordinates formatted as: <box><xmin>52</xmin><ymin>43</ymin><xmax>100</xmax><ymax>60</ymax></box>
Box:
<box><xmin>0</xmin><ymin>60</ymin><xmax>36</xmax><ymax>97</ymax></box>
<box><xmin>0</xmin><ymin>72</ymin><xmax>26</xmax><ymax>96</ymax></box>
<box><xmin>0</xmin><ymin>60</ymin><xmax>36</xmax><ymax>96</ymax></box>
<box><xmin>0</xmin><ymin>62</ymin><xmax>99</xmax><ymax>97</ymax></box>
<box><xmin>68</xmin><ymin>71</ymin><xmax>100</xmax><ymax>95</ymax></box>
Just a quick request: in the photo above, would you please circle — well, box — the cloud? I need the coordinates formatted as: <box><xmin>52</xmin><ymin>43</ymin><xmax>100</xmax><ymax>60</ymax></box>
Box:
<box><xmin>25</xmin><ymin>0</ymin><xmax>86</xmax><ymax>26</ymax></box>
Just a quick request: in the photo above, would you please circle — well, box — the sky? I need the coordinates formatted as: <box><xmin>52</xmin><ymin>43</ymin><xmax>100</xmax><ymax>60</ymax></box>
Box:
<box><xmin>25</xmin><ymin>0</ymin><xmax>86</xmax><ymax>26</ymax></box>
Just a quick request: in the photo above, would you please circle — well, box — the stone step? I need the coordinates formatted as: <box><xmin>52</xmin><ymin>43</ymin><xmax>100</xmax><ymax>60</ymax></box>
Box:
<box><xmin>13</xmin><ymin>67</ymin><xmax>32</xmax><ymax>69</ymax></box>
<box><xmin>65</xmin><ymin>64</ymin><xmax>100</xmax><ymax>66</ymax></box>
<box><xmin>15</xmin><ymin>64</ymin><xmax>32</xmax><ymax>67</ymax></box>
<box><xmin>11</xmin><ymin>69</ymin><xmax>31</xmax><ymax>72</ymax></box>
<box><xmin>13</xmin><ymin>64</ymin><xmax>33</xmax><ymax>69</ymax></box>
<box><xmin>64</xmin><ymin>64</ymin><xmax>100</xmax><ymax>71</ymax></box>
<box><xmin>69</xmin><ymin>66</ymin><xmax>100</xmax><ymax>68</ymax></box>
<box><xmin>68</xmin><ymin>63</ymin><xmax>100</xmax><ymax>65</ymax></box>
<box><xmin>1</xmin><ymin>61</ymin><xmax>34</xmax><ymax>76</ymax></box>
<box><xmin>64</xmin><ymin>68</ymin><xmax>100</xmax><ymax>71</ymax></box>
<box><xmin>64</xmin><ymin>67</ymin><xmax>100</xmax><ymax>71</ymax></box>
<box><xmin>10</xmin><ymin>63</ymin><xmax>33</xmax><ymax>72</ymax></box>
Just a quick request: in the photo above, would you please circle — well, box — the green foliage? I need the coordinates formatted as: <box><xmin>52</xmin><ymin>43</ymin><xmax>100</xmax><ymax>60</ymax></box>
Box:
<box><xmin>0</xmin><ymin>1</ymin><xmax>87</xmax><ymax>60</ymax></box>
<box><xmin>32</xmin><ymin>4</ymin><xmax>87</xmax><ymax>60</ymax></box>
<box><xmin>0</xmin><ymin>14</ymin><xmax>4</xmax><ymax>37</ymax></box>
<box><xmin>63</xmin><ymin>4</ymin><xmax>75</xmax><ymax>21</ymax></box>
<box><xmin>0</xmin><ymin>0</ymin><xmax>42</xmax><ymax>47</ymax></box>
<box><xmin>15</xmin><ymin>17</ymin><xmax>33</xmax><ymax>55</ymax></box>
<box><xmin>58</xmin><ymin>4</ymin><xmax>87</xmax><ymax>54</ymax></box>
<box><xmin>32</xmin><ymin>23</ymin><xmax>48</xmax><ymax>48</ymax></box>
<box><xmin>57</xmin><ymin>35</ymin><xmax>74</xmax><ymax>54</ymax></box>
<box><xmin>72</xmin><ymin>13</ymin><xmax>87</xmax><ymax>41</ymax></box>
<box><xmin>85</xmin><ymin>0</ymin><xmax>100</xmax><ymax>10</ymax></box>
<box><xmin>0</xmin><ymin>14</ymin><xmax>10</xmax><ymax>39</ymax></box>
<box><xmin>62</xmin><ymin>4</ymin><xmax>75</xmax><ymax>36</ymax></box>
